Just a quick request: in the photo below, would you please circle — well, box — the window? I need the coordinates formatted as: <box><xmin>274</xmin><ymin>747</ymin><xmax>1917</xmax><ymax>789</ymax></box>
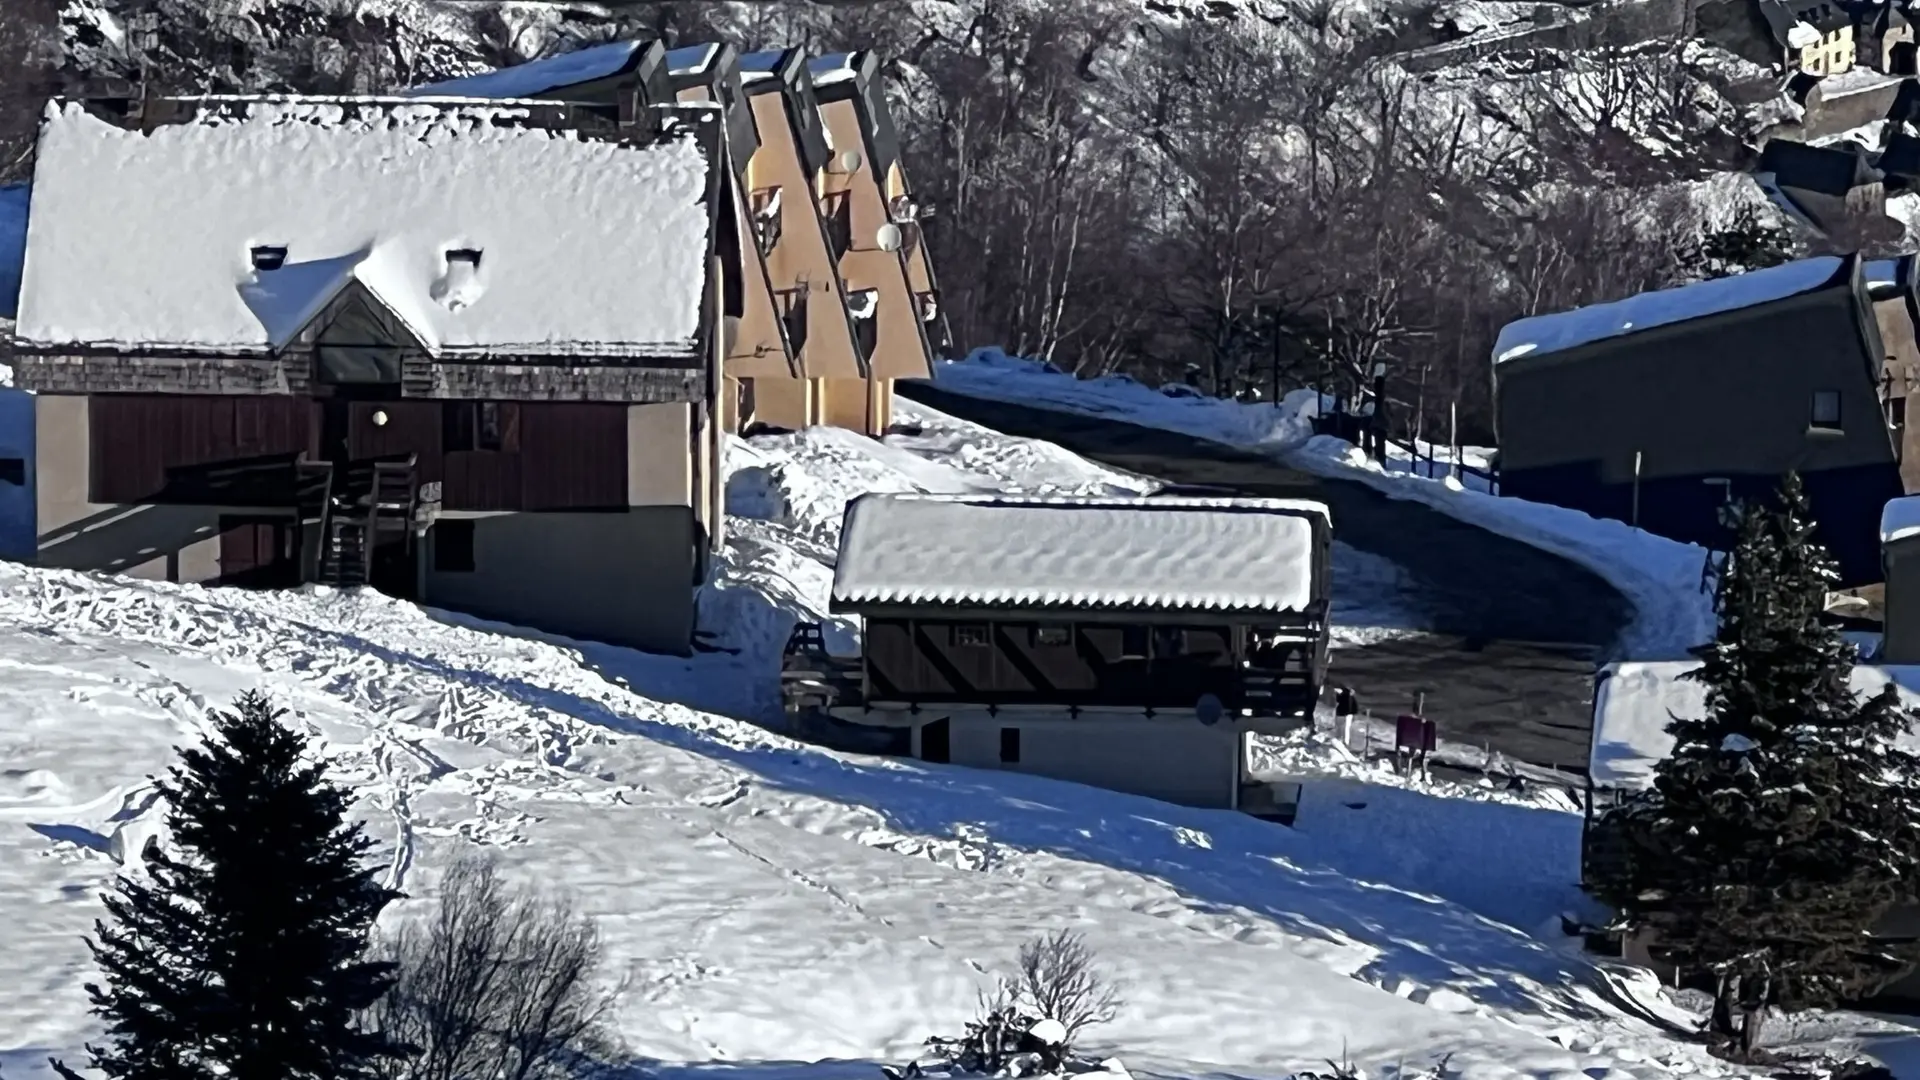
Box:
<box><xmin>1155</xmin><ymin>626</ymin><xmax>1185</xmax><ymax>657</ymax></box>
<box><xmin>434</xmin><ymin>519</ymin><xmax>476</xmax><ymax>573</ymax></box>
<box><xmin>999</xmin><ymin>727</ymin><xmax>1021</xmax><ymax>764</ymax></box>
<box><xmin>249</xmin><ymin>245</ymin><xmax>287</xmax><ymax>271</ymax></box>
<box><xmin>1032</xmin><ymin>624</ymin><xmax>1070</xmax><ymax>647</ymax></box>
<box><xmin>1893</xmin><ymin>395</ymin><xmax>1909</xmax><ymax>430</ymax></box>
<box><xmin>446</xmin><ymin>248</ymin><xmax>482</xmax><ymax>269</ymax></box>
<box><xmin>0</xmin><ymin>457</ymin><xmax>22</xmax><ymax>486</ymax></box>
<box><xmin>442</xmin><ymin>402</ymin><xmax>518</xmax><ymax>452</ymax></box>
<box><xmin>1812</xmin><ymin>389</ymin><xmax>1843</xmax><ymax>430</ymax></box>
<box><xmin>951</xmin><ymin>623</ymin><xmax>990</xmax><ymax>647</ymax></box>
<box><xmin>1120</xmin><ymin>625</ymin><xmax>1149</xmax><ymax>659</ymax></box>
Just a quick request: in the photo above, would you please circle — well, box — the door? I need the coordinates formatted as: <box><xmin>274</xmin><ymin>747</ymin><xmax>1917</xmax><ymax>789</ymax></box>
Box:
<box><xmin>918</xmin><ymin>717</ymin><xmax>950</xmax><ymax>764</ymax></box>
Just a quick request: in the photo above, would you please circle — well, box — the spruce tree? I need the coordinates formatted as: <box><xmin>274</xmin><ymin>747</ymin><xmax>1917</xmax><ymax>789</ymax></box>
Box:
<box><xmin>1593</xmin><ymin>473</ymin><xmax>1920</xmax><ymax>1057</ymax></box>
<box><xmin>51</xmin><ymin>691</ymin><xmax>407</xmax><ymax>1080</ymax></box>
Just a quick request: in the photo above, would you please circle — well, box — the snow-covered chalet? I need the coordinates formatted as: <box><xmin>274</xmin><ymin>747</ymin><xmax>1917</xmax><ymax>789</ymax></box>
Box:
<box><xmin>8</xmin><ymin>94</ymin><xmax>744</xmax><ymax>655</ymax></box>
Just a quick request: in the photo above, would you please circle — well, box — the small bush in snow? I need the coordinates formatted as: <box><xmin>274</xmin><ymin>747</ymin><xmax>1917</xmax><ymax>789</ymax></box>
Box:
<box><xmin>363</xmin><ymin>855</ymin><xmax>622</xmax><ymax>1080</ymax></box>
<box><xmin>1008</xmin><ymin>930</ymin><xmax>1122</xmax><ymax>1045</ymax></box>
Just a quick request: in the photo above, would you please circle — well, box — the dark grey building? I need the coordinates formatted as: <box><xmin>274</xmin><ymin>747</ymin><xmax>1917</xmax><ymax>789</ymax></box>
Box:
<box><xmin>1756</xmin><ymin>137</ymin><xmax>1893</xmax><ymax>238</ymax></box>
<box><xmin>1493</xmin><ymin>254</ymin><xmax>1901</xmax><ymax>586</ymax></box>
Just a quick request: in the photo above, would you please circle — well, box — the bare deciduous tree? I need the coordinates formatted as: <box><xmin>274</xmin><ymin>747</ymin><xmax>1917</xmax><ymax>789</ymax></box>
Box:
<box><xmin>0</xmin><ymin>0</ymin><xmax>57</xmax><ymax>184</ymax></box>
<box><xmin>1007</xmin><ymin>930</ymin><xmax>1121</xmax><ymax>1044</ymax></box>
<box><xmin>365</xmin><ymin>855</ymin><xmax>623</xmax><ymax>1080</ymax></box>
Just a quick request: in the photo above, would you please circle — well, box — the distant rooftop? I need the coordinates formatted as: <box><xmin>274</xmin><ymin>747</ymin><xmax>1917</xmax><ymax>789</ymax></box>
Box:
<box><xmin>404</xmin><ymin>40</ymin><xmax>647</xmax><ymax>99</ymax></box>
<box><xmin>1493</xmin><ymin>257</ymin><xmax>1846</xmax><ymax>365</ymax></box>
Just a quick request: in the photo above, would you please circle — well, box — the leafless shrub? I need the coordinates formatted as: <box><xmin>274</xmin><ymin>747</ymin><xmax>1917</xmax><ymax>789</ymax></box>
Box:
<box><xmin>365</xmin><ymin>855</ymin><xmax>623</xmax><ymax>1080</ymax></box>
<box><xmin>1006</xmin><ymin>930</ymin><xmax>1121</xmax><ymax>1044</ymax></box>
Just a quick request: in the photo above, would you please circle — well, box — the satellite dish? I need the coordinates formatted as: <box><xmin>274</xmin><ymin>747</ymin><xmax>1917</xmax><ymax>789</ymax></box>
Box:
<box><xmin>1195</xmin><ymin>693</ymin><xmax>1224</xmax><ymax>726</ymax></box>
<box><xmin>875</xmin><ymin>223</ymin><xmax>903</xmax><ymax>252</ymax></box>
<box><xmin>834</xmin><ymin>148</ymin><xmax>863</xmax><ymax>174</ymax></box>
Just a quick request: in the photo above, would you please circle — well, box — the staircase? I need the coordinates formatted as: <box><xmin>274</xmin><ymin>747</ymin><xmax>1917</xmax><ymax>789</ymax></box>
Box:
<box><xmin>311</xmin><ymin>456</ymin><xmax>418</xmax><ymax>588</ymax></box>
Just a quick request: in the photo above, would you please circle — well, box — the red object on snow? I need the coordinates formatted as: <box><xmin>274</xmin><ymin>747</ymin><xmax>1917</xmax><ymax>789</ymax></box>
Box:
<box><xmin>1395</xmin><ymin>713</ymin><xmax>1423</xmax><ymax>750</ymax></box>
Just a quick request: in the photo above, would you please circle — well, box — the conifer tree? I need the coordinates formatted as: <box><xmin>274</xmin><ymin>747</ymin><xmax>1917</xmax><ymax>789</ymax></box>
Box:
<box><xmin>1593</xmin><ymin>473</ymin><xmax>1920</xmax><ymax>1057</ymax></box>
<box><xmin>51</xmin><ymin>691</ymin><xmax>407</xmax><ymax>1080</ymax></box>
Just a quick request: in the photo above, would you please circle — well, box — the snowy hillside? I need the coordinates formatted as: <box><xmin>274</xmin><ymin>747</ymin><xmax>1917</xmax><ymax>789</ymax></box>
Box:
<box><xmin>0</xmin><ymin>397</ymin><xmax>1795</xmax><ymax>1080</ymax></box>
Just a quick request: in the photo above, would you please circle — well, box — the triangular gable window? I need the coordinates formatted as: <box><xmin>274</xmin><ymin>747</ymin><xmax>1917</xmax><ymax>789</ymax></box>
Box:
<box><xmin>306</xmin><ymin>281</ymin><xmax>425</xmax><ymax>386</ymax></box>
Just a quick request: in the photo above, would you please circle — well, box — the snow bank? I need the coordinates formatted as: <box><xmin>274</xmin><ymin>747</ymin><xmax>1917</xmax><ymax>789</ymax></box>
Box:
<box><xmin>0</xmin><ymin>391</ymin><xmax>1763</xmax><ymax>1080</ymax></box>
<box><xmin>1590</xmin><ymin>660</ymin><xmax>1920</xmax><ymax>790</ymax></box>
<box><xmin>935</xmin><ymin>349</ymin><xmax>1322</xmax><ymax>449</ymax></box>
<box><xmin>932</xmin><ymin>353</ymin><xmax>1715</xmax><ymax>659</ymax></box>
<box><xmin>1284</xmin><ymin>439</ymin><xmax>1716</xmax><ymax>659</ymax></box>
<box><xmin>17</xmin><ymin>100</ymin><xmax>712</xmax><ymax>357</ymax></box>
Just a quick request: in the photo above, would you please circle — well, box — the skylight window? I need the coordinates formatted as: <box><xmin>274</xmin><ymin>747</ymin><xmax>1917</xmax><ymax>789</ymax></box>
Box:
<box><xmin>447</xmin><ymin>248</ymin><xmax>482</xmax><ymax>268</ymax></box>
<box><xmin>250</xmin><ymin>246</ymin><xmax>287</xmax><ymax>271</ymax></box>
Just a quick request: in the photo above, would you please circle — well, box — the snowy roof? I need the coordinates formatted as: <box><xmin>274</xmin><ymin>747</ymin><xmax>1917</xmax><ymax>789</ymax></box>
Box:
<box><xmin>1787</xmin><ymin>21</ymin><xmax>1821</xmax><ymax>48</ymax></box>
<box><xmin>1492</xmin><ymin>256</ymin><xmax>1845</xmax><ymax>365</ymax></box>
<box><xmin>1589</xmin><ymin>660</ymin><xmax>1920</xmax><ymax>790</ymax></box>
<box><xmin>739</xmin><ymin>50</ymin><xmax>785</xmax><ymax>83</ymax></box>
<box><xmin>0</xmin><ymin>183</ymin><xmax>25</xmax><ymax>321</ymax></box>
<box><xmin>1885</xmin><ymin>495</ymin><xmax>1920</xmax><ymax>544</ymax></box>
<box><xmin>668</xmin><ymin>44</ymin><xmax>721</xmax><ymax>76</ymax></box>
<box><xmin>405</xmin><ymin>40</ymin><xmax>648</xmax><ymax>98</ymax></box>
<box><xmin>15</xmin><ymin>99</ymin><xmax>716</xmax><ymax>358</ymax></box>
<box><xmin>808</xmin><ymin>53</ymin><xmax>861</xmax><ymax>87</ymax></box>
<box><xmin>831</xmin><ymin>494</ymin><xmax>1331</xmax><ymax>614</ymax></box>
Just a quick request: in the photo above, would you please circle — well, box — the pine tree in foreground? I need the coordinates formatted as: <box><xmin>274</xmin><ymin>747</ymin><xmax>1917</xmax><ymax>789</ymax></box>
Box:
<box><xmin>52</xmin><ymin>691</ymin><xmax>407</xmax><ymax>1080</ymax></box>
<box><xmin>1593</xmin><ymin>474</ymin><xmax>1920</xmax><ymax>1058</ymax></box>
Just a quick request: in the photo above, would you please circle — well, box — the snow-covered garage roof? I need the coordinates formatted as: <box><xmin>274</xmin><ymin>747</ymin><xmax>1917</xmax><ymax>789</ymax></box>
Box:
<box><xmin>831</xmin><ymin>494</ymin><xmax>1330</xmax><ymax>614</ymax></box>
<box><xmin>1492</xmin><ymin>256</ymin><xmax>1846</xmax><ymax>365</ymax></box>
<box><xmin>1589</xmin><ymin>660</ymin><xmax>1920</xmax><ymax>790</ymax></box>
<box><xmin>15</xmin><ymin>98</ymin><xmax>716</xmax><ymax>359</ymax></box>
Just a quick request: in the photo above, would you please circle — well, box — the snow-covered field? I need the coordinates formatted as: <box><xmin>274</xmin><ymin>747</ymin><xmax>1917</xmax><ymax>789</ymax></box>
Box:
<box><xmin>934</xmin><ymin>351</ymin><xmax>1716</xmax><ymax>659</ymax></box>
<box><xmin>0</xmin><ymin>394</ymin><xmax>1808</xmax><ymax>1080</ymax></box>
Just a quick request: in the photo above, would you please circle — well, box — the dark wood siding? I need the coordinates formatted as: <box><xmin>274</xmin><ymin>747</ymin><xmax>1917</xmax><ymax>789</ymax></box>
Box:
<box><xmin>92</xmin><ymin>395</ymin><xmax>631</xmax><ymax>514</ymax></box>
<box><xmin>347</xmin><ymin>401</ymin><xmax>443</xmax><ymax>483</ymax></box>
<box><xmin>519</xmin><ymin>402</ymin><xmax>628</xmax><ymax>511</ymax></box>
<box><xmin>861</xmin><ymin>615</ymin><xmax>1317</xmax><ymax>711</ymax></box>
<box><xmin>92</xmin><ymin>395</ymin><xmax>317</xmax><ymax>504</ymax></box>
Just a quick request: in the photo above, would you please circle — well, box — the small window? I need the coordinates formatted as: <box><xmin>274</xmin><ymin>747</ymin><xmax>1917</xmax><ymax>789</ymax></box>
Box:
<box><xmin>434</xmin><ymin>519</ymin><xmax>476</xmax><ymax>573</ymax></box>
<box><xmin>0</xmin><ymin>457</ymin><xmax>22</xmax><ymax>486</ymax></box>
<box><xmin>999</xmin><ymin>727</ymin><xmax>1021</xmax><ymax>764</ymax></box>
<box><xmin>1812</xmin><ymin>389</ymin><xmax>1843</xmax><ymax>430</ymax></box>
<box><xmin>1893</xmin><ymin>396</ymin><xmax>1909</xmax><ymax>429</ymax></box>
<box><xmin>446</xmin><ymin>248</ymin><xmax>482</xmax><ymax>269</ymax></box>
<box><xmin>951</xmin><ymin>623</ymin><xmax>990</xmax><ymax>648</ymax></box>
<box><xmin>1120</xmin><ymin>625</ymin><xmax>1149</xmax><ymax>659</ymax></box>
<box><xmin>1032</xmin><ymin>624</ymin><xmax>1070</xmax><ymax>647</ymax></box>
<box><xmin>442</xmin><ymin>402</ymin><xmax>518</xmax><ymax>453</ymax></box>
<box><xmin>250</xmin><ymin>245</ymin><xmax>287</xmax><ymax>271</ymax></box>
<box><xmin>1155</xmin><ymin>626</ymin><xmax>1185</xmax><ymax>657</ymax></box>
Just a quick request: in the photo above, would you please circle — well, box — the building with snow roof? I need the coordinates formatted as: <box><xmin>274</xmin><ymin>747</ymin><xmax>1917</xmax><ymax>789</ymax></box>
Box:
<box><xmin>405</xmin><ymin>38</ymin><xmax>945</xmax><ymax>438</ymax></box>
<box><xmin>1493</xmin><ymin>253</ymin><xmax>1903</xmax><ymax>587</ymax></box>
<box><xmin>785</xmin><ymin>493</ymin><xmax>1333</xmax><ymax>811</ymax></box>
<box><xmin>8</xmin><ymin>95</ymin><xmax>740</xmax><ymax>655</ymax></box>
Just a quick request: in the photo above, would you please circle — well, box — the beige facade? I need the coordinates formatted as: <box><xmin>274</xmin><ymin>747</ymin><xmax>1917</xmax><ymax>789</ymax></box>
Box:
<box><xmin>742</xmin><ymin>89</ymin><xmax>863</xmax><ymax>424</ymax></box>
<box><xmin>814</xmin><ymin>93</ymin><xmax>934</xmax><ymax>437</ymax></box>
<box><xmin>1798</xmin><ymin>23</ymin><xmax>1857</xmax><ymax>75</ymax></box>
<box><xmin>833</xmin><ymin>703</ymin><xmax>1311</xmax><ymax>809</ymax></box>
